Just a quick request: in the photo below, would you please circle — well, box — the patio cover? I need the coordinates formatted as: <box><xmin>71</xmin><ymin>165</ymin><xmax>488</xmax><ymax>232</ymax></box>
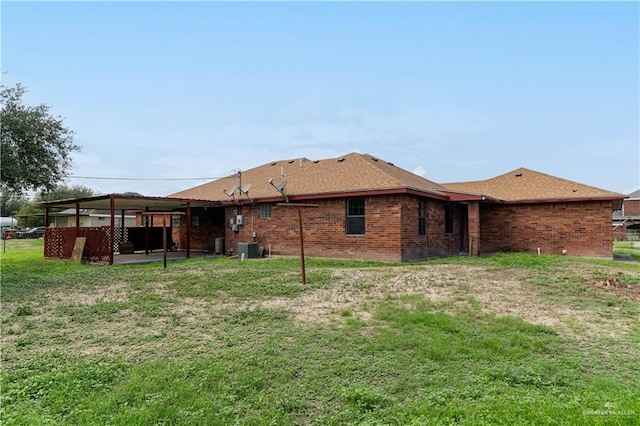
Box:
<box><xmin>42</xmin><ymin>193</ymin><xmax>220</xmax><ymax>264</ymax></box>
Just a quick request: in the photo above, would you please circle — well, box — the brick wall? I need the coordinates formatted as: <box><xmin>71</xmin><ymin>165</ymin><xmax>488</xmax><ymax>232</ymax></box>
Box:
<box><xmin>623</xmin><ymin>199</ymin><xmax>640</xmax><ymax>217</ymax></box>
<box><xmin>479</xmin><ymin>201</ymin><xmax>614</xmax><ymax>258</ymax></box>
<box><xmin>222</xmin><ymin>195</ymin><xmax>463</xmax><ymax>262</ymax></box>
<box><xmin>401</xmin><ymin>197</ymin><xmax>462</xmax><ymax>260</ymax></box>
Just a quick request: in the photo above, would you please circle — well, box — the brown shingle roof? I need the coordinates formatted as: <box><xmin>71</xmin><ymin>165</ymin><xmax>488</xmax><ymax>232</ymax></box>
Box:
<box><xmin>170</xmin><ymin>153</ymin><xmax>448</xmax><ymax>202</ymax></box>
<box><xmin>442</xmin><ymin>167</ymin><xmax>625</xmax><ymax>202</ymax></box>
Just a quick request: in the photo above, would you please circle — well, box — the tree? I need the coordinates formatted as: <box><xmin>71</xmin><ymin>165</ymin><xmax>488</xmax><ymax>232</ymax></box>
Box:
<box><xmin>1</xmin><ymin>84</ymin><xmax>79</xmax><ymax>196</ymax></box>
<box><xmin>15</xmin><ymin>184</ymin><xmax>96</xmax><ymax>228</ymax></box>
<box><xmin>37</xmin><ymin>184</ymin><xmax>96</xmax><ymax>203</ymax></box>
<box><xmin>0</xmin><ymin>193</ymin><xmax>27</xmax><ymax>217</ymax></box>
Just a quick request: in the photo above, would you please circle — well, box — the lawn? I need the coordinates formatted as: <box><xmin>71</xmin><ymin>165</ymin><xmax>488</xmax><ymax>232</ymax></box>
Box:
<box><xmin>1</xmin><ymin>240</ymin><xmax>639</xmax><ymax>425</ymax></box>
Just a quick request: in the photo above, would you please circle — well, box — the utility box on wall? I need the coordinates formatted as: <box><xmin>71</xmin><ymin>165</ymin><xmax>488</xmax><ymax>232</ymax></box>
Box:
<box><xmin>238</xmin><ymin>242</ymin><xmax>259</xmax><ymax>259</ymax></box>
<box><xmin>214</xmin><ymin>238</ymin><xmax>224</xmax><ymax>254</ymax></box>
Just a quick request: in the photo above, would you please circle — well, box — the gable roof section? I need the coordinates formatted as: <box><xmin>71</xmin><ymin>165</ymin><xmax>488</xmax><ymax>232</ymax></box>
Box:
<box><xmin>170</xmin><ymin>153</ymin><xmax>449</xmax><ymax>202</ymax></box>
<box><xmin>442</xmin><ymin>167</ymin><xmax>625</xmax><ymax>203</ymax></box>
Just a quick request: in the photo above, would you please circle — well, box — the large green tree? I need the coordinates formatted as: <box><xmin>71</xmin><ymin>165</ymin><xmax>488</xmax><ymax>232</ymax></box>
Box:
<box><xmin>1</xmin><ymin>84</ymin><xmax>79</xmax><ymax>196</ymax></box>
<box><xmin>15</xmin><ymin>184</ymin><xmax>97</xmax><ymax>227</ymax></box>
<box><xmin>0</xmin><ymin>193</ymin><xmax>27</xmax><ymax>217</ymax></box>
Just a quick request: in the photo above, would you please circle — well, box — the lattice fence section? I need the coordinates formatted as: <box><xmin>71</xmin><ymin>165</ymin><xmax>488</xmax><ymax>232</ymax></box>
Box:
<box><xmin>113</xmin><ymin>227</ymin><xmax>129</xmax><ymax>252</ymax></box>
<box><xmin>45</xmin><ymin>227</ymin><xmax>112</xmax><ymax>262</ymax></box>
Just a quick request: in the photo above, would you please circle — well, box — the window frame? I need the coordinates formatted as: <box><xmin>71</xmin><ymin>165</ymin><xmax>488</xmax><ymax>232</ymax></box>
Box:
<box><xmin>260</xmin><ymin>203</ymin><xmax>272</xmax><ymax>219</ymax></box>
<box><xmin>346</xmin><ymin>197</ymin><xmax>366</xmax><ymax>235</ymax></box>
<box><xmin>418</xmin><ymin>200</ymin><xmax>426</xmax><ymax>236</ymax></box>
<box><xmin>445</xmin><ymin>205</ymin><xmax>454</xmax><ymax>234</ymax></box>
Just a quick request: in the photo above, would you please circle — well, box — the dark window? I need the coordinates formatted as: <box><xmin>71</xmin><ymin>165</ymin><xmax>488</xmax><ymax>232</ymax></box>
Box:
<box><xmin>191</xmin><ymin>215</ymin><xmax>200</xmax><ymax>227</ymax></box>
<box><xmin>418</xmin><ymin>200</ymin><xmax>426</xmax><ymax>235</ymax></box>
<box><xmin>260</xmin><ymin>203</ymin><xmax>272</xmax><ymax>219</ymax></box>
<box><xmin>171</xmin><ymin>215</ymin><xmax>181</xmax><ymax>227</ymax></box>
<box><xmin>445</xmin><ymin>205</ymin><xmax>454</xmax><ymax>233</ymax></box>
<box><xmin>346</xmin><ymin>197</ymin><xmax>365</xmax><ymax>235</ymax></box>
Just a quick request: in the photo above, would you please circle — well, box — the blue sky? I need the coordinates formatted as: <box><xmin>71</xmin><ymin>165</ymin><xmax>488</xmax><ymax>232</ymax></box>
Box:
<box><xmin>2</xmin><ymin>1</ymin><xmax>638</xmax><ymax>196</ymax></box>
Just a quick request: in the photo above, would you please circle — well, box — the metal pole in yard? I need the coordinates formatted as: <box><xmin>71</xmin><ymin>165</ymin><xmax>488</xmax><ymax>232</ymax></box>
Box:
<box><xmin>298</xmin><ymin>207</ymin><xmax>306</xmax><ymax>285</ymax></box>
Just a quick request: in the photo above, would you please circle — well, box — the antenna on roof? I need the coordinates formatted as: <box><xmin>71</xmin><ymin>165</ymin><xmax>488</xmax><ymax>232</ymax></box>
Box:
<box><xmin>268</xmin><ymin>177</ymin><xmax>289</xmax><ymax>202</ymax></box>
<box><xmin>223</xmin><ymin>184</ymin><xmax>238</xmax><ymax>203</ymax></box>
<box><xmin>239</xmin><ymin>183</ymin><xmax>254</xmax><ymax>204</ymax></box>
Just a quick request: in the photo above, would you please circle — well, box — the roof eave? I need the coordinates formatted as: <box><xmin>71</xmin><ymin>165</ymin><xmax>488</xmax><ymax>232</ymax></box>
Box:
<box><xmin>501</xmin><ymin>195</ymin><xmax>626</xmax><ymax>204</ymax></box>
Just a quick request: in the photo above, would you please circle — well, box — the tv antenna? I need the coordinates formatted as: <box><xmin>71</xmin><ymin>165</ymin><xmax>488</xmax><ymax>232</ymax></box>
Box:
<box><xmin>268</xmin><ymin>178</ymin><xmax>288</xmax><ymax>202</ymax></box>
<box><xmin>223</xmin><ymin>184</ymin><xmax>238</xmax><ymax>203</ymax></box>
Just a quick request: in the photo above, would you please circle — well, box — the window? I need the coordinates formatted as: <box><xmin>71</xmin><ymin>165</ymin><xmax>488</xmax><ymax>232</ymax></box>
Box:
<box><xmin>418</xmin><ymin>200</ymin><xmax>426</xmax><ymax>235</ymax></box>
<box><xmin>445</xmin><ymin>205</ymin><xmax>454</xmax><ymax>233</ymax></box>
<box><xmin>191</xmin><ymin>215</ymin><xmax>200</xmax><ymax>227</ymax></box>
<box><xmin>346</xmin><ymin>197</ymin><xmax>365</xmax><ymax>235</ymax></box>
<box><xmin>260</xmin><ymin>203</ymin><xmax>272</xmax><ymax>219</ymax></box>
<box><xmin>171</xmin><ymin>215</ymin><xmax>181</xmax><ymax>227</ymax></box>
<box><xmin>114</xmin><ymin>218</ymin><xmax>121</xmax><ymax>227</ymax></box>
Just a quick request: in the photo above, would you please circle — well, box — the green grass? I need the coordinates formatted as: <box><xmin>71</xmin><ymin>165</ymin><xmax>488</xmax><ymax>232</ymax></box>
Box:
<box><xmin>614</xmin><ymin>241</ymin><xmax>640</xmax><ymax>261</ymax></box>
<box><xmin>1</xmin><ymin>241</ymin><xmax>639</xmax><ymax>424</ymax></box>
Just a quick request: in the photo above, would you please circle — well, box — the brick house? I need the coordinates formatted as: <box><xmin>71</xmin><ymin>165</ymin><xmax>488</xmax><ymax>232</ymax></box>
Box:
<box><xmin>613</xmin><ymin>189</ymin><xmax>640</xmax><ymax>241</ymax></box>
<box><xmin>169</xmin><ymin>153</ymin><xmax>624</xmax><ymax>260</ymax></box>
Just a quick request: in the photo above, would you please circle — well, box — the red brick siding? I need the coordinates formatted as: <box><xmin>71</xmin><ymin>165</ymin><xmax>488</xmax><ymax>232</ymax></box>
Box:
<box><xmin>468</xmin><ymin>202</ymin><xmax>480</xmax><ymax>256</ymax></box>
<box><xmin>225</xmin><ymin>197</ymin><xmax>401</xmax><ymax>261</ymax></box>
<box><xmin>479</xmin><ymin>201</ymin><xmax>613</xmax><ymax>258</ymax></box>
<box><xmin>220</xmin><ymin>195</ymin><xmax>463</xmax><ymax>262</ymax></box>
<box><xmin>623</xmin><ymin>199</ymin><xmax>640</xmax><ymax>217</ymax></box>
<box><xmin>401</xmin><ymin>197</ymin><xmax>462</xmax><ymax>260</ymax></box>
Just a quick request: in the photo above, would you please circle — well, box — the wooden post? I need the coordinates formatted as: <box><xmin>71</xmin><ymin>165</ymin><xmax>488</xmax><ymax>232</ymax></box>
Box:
<box><xmin>298</xmin><ymin>207</ymin><xmax>306</xmax><ymax>285</ymax></box>
<box><xmin>109</xmin><ymin>196</ymin><xmax>115</xmax><ymax>265</ymax></box>
<box><xmin>277</xmin><ymin>203</ymin><xmax>318</xmax><ymax>284</ymax></box>
<box><xmin>144</xmin><ymin>208</ymin><xmax>149</xmax><ymax>255</ymax></box>
<box><xmin>186</xmin><ymin>203</ymin><xmax>191</xmax><ymax>258</ymax></box>
<box><xmin>163</xmin><ymin>215</ymin><xmax>167</xmax><ymax>269</ymax></box>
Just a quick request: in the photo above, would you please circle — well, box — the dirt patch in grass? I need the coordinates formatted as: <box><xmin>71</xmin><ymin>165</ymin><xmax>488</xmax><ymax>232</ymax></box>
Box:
<box><xmin>587</xmin><ymin>274</ymin><xmax>640</xmax><ymax>301</ymax></box>
<box><xmin>3</xmin><ymin>261</ymin><xmax>638</xmax><ymax>366</ymax></box>
<box><xmin>258</xmin><ymin>264</ymin><xmax>639</xmax><ymax>340</ymax></box>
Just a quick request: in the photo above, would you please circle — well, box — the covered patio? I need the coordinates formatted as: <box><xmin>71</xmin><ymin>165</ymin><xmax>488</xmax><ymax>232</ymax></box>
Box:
<box><xmin>42</xmin><ymin>194</ymin><xmax>220</xmax><ymax>265</ymax></box>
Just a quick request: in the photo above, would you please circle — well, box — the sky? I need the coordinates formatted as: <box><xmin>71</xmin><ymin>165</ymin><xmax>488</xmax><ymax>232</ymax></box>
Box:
<box><xmin>2</xmin><ymin>1</ymin><xmax>639</xmax><ymax>197</ymax></box>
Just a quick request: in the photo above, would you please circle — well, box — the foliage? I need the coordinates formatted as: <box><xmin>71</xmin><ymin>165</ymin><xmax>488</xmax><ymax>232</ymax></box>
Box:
<box><xmin>0</xmin><ymin>193</ymin><xmax>27</xmax><ymax>217</ymax></box>
<box><xmin>13</xmin><ymin>184</ymin><xmax>96</xmax><ymax>227</ymax></box>
<box><xmin>0</xmin><ymin>84</ymin><xmax>79</xmax><ymax>196</ymax></box>
<box><xmin>614</xmin><ymin>241</ymin><xmax>640</xmax><ymax>261</ymax></box>
<box><xmin>1</xmin><ymin>245</ymin><xmax>639</xmax><ymax>424</ymax></box>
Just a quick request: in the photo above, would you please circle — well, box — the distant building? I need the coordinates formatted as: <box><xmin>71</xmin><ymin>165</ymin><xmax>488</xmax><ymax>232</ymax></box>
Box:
<box><xmin>613</xmin><ymin>189</ymin><xmax>640</xmax><ymax>241</ymax></box>
<box><xmin>50</xmin><ymin>209</ymin><xmax>136</xmax><ymax>228</ymax></box>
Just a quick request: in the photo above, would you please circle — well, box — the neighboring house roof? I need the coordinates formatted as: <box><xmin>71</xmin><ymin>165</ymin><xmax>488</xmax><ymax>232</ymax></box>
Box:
<box><xmin>442</xmin><ymin>167</ymin><xmax>625</xmax><ymax>203</ymax></box>
<box><xmin>170</xmin><ymin>152</ymin><xmax>449</xmax><ymax>202</ymax></box>
<box><xmin>628</xmin><ymin>189</ymin><xmax>640</xmax><ymax>199</ymax></box>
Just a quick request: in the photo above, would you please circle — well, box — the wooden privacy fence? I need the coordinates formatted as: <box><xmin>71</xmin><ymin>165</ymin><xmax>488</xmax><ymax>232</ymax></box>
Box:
<box><xmin>45</xmin><ymin>227</ymin><xmax>111</xmax><ymax>263</ymax></box>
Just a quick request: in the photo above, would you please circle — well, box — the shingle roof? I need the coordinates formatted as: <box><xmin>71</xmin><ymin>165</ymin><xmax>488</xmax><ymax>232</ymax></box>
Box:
<box><xmin>170</xmin><ymin>152</ymin><xmax>448</xmax><ymax>202</ymax></box>
<box><xmin>442</xmin><ymin>167</ymin><xmax>625</xmax><ymax>202</ymax></box>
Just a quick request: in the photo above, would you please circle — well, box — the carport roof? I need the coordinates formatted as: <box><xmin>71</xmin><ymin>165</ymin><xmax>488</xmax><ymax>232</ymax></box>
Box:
<box><xmin>42</xmin><ymin>193</ymin><xmax>220</xmax><ymax>212</ymax></box>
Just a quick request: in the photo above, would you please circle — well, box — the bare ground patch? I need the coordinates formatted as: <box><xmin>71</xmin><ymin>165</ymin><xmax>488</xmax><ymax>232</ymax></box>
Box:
<box><xmin>2</xmin><ymin>262</ymin><xmax>638</xmax><ymax>366</ymax></box>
